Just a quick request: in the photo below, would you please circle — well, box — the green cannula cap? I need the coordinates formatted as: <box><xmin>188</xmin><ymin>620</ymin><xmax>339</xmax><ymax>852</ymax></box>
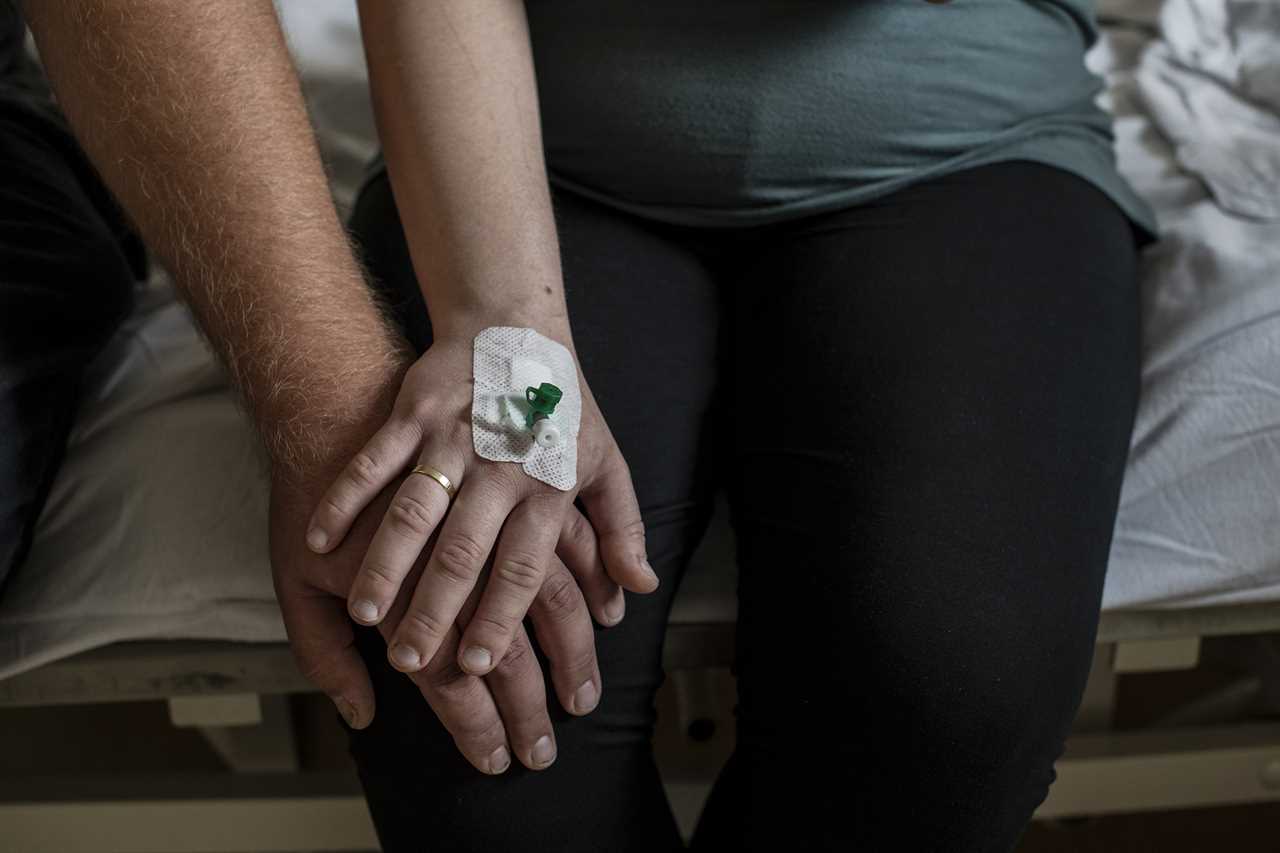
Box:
<box><xmin>525</xmin><ymin>382</ymin><xmax>563</xmax><ymax>428</ymax></box>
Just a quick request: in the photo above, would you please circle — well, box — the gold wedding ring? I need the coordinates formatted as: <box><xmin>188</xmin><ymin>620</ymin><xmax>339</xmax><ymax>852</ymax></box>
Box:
<box><xmin>410</xmin><ymin>463</ymin><xmax>458</xmax><ymax>499</ymax></box>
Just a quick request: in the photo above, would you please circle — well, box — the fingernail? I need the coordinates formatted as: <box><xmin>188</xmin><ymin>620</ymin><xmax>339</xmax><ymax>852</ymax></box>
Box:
<box><xmin>531</xmin><ymin>735</ymin><xmax>556</xmax><ymax>768</ymax></box>
<box><xmin>351</xmin><ymin>599</ymin><xmax>379</xmax><ymax>623</ymax></box>
<box><xmin>462</xmin><ymin>646</ymin><xmax>492</xmax><ymax>673</ymax></box>
<box><xmin>574</xmin><ymin>680</ymin><xmax>598</xmax><ymax>714</ymax></box>
<box><xmin>335</xmin><ymin>697</ymin><xmax>359</xmax><ymax>728</ymax></box>
<box><xmin>640</xmin><ymin>559</ymin><xmax>660</xmax><ymax>588</ymax></box>
<box><xmin>603</xmin><ymin>592</ymin><xmax>625</xmax><ymax>625</ymax></box>
<box><xmin>389</xmin><ymin>644</ymin><xmax>420</xmax><ymax>670</ymax></box>
<box><xmin>306</xmin><ymin>527</ymin><xmax>328</xmax><ymax>551</ymax></box>
<box><xmin>489</xmin><ymin>746</ymin><xmax>511</xmax><ymax>774</ymax></box>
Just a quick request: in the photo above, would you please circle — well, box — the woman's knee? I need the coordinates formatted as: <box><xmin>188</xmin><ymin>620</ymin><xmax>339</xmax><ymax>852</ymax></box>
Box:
<box><xmin>733</xmin><ymin>604</ymin><xmax>1093</xmax><ymax>851</ymax></box>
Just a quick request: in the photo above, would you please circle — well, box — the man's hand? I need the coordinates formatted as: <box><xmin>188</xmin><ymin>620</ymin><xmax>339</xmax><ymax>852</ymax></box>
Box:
<box><xmin>271</xmin><ymin>458</ymin><xmax>604</xmax><ymax>773</ymax></box>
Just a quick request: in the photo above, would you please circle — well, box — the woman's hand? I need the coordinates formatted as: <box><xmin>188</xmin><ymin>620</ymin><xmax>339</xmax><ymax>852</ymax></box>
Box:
<box><xmin>303</xmin><ymin>326</ymin><xmax>659</xmax><ymax>680</ymax></box>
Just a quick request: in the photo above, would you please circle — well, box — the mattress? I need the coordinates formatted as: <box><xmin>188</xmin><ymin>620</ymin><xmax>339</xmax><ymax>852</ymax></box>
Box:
<box><xmin>2</xmin><ymin>0</ymin><xmax>1279</xmax><ymax>680</ymax></box>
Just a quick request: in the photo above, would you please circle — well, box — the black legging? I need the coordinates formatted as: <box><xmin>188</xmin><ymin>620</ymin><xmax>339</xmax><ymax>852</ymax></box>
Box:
<box><xmin>344</xmin><ymin>160</ymin><xmax>1144</xmax><ymax>853</ymax></box>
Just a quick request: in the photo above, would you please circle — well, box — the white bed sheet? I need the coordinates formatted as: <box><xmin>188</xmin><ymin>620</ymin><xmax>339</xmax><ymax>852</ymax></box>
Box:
<box><xmin>1094</xmin><ymin>0</ymin><xmax>1280</xmax><ymax>608</ymax></box>
<box><xmin>2</xmin><ymin>0</ymin><xmax>1279</xmax><ymax>680</ymax></box>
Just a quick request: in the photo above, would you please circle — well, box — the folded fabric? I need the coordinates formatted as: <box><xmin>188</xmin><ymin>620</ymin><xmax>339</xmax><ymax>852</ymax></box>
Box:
<box><xmin>1135</xmin><ymin>0</ymin><xmax>1280</xmax><ymax>219</ymax></box>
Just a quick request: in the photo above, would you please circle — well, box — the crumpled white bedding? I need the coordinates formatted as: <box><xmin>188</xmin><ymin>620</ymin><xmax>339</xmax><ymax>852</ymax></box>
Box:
<box><xmin>1134</xmin><ymin>0</ymin><xmax>1280</xmax><ymax>219</ymax></box>
<box><xmin>2</xmin><ymin>0</ymin><xmax>1279</xmax><ymax>680</ymax></box>
<box><xmin>1094</xmin><ymin>0</ymin><xmax>1280</xmax><ymax>609</ymax></box>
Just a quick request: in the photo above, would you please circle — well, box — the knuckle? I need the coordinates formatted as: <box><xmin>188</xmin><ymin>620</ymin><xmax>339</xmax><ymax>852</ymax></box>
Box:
<box><xmin>414</xmin><ymin>650</ymin><xmax>465</xmax><ymax>691</ymax></box>
<box><xmin>493</xmin><ymin>636</ymin><xmax>534</xmax><ymax>677</ymax></box>
<box><xmin>494</xmin><ymin>551</ymin><xmax>545</xmax><ymax>591</ymax></box>
<box><xmin>418</xmin><ymin>657</ymin><xmax>468</xmax><ymax>692</ymax></box>
<box><xmin>502</xmin><ymin>696</ymin><xmax>549</xmax><ymax>732</ymax></box>
<box><xmin>360</xmin><ymin>560</ymin><xmax>401</xmax><ymax>590</ymax></box>
<box><xmin>434</xmin><ymin>533</ymin><xmax>487</xmax><ymax>584</ymax></box>
<box><xmin>387</xmin><ymin>494</ymin><xmax>436</xmax><ymax>538</ymax></box>
<box><xmin>608</xmin><ymin>517</ymin><xmax>648</xmax><ymax>545</ymax></box>
<box><xmin>422</xmin><ymin>677</ymin><xmax>495</xmax><ymax>734</ymax></box>
<box><xmin>478</xmin><ymin>464</ymin><xmax>523</xmax><ymax>496</ymax></box>
<box><xmin>320</xmin><ymin>494</ymin><xmax>351</xmax><ymax>520</ymax></box>
<box><xmin>539</xmin><ymin>574</ymin><xmax>582</xmax><ymax>623</ymax></box>
<box><xmin>471</xmin><ymin>611</ymin><xmax>518</xmax><ymax>638</ymax></box>
<box><xmin>525</xmin><ymin>489</ymin><xmax>568</xmax><ymax>510</ymax></box>
<box><xmin>558</xmin><ymin>645</ymin><xmax>597</xmax><ymax>679</ymax></box>
<box><xmin>399</xmin><ymin>609</ymin><xmax>448</xmax><ymax>642</ymax></box>
<box><xmin>292</xmin><ymin>652</ymin><xmax>333</xmax><ymax>688</ymax></box>
<box><xmin>406</xmin><ymin>395</ymin><xmax>437</xmax><ymax>424</ymax></box>
<box><xmin>455</xmin><ymin>712</ymin><xmax>506</xmax><ymax>746</ymax></box>
<box><xmin>347</xmin><ymin>452</ymin><xmax>381</xmax><ymax>489</ymax></box>
<box><xmin>507</xmin><ymin>703</ymin><xmax>548</xmax><ymax>733</ymax></box>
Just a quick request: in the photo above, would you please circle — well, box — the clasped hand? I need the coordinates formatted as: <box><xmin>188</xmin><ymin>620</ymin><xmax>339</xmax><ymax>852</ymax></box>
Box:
<box><xmin>273</xmin><ymin>332</ymin><xmax>657</xmax><ymax>774</ymax></box>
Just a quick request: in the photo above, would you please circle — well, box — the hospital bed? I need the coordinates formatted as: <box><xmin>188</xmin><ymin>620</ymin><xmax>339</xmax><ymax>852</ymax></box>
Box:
<box><xmin>4</xmin><ymin>0</ymin><xmax>1280</xmax><ymax>849</ymax></box>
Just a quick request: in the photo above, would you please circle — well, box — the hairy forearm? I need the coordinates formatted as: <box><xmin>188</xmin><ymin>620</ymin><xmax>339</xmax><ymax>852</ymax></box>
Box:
<box><xmin>357</xmin><ymin>0</ymin><xmax>568</xmax><ymax>344</ymax></box>
<box><xmin>24</xmin><ymin>0</ymin><xmax>412</xmax><ymax>479</ymax></box>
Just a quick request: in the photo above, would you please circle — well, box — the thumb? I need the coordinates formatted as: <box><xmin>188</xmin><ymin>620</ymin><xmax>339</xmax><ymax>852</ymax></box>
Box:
<box><xmin>278</xmin><ymin>584</ymin><xmax>377</xmax><ymax>729</ymax></box>
<box><xmin>579</xmin><ymin>455</ymin><xmax>659</xmax><ymax>594</ymax></box>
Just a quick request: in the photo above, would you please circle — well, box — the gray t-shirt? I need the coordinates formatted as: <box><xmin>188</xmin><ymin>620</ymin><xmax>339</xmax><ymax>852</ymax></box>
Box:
<box><xmin>524</xmin><ymin>0</ymin><xmax>1156</xmax><ymax>234</ymax></box>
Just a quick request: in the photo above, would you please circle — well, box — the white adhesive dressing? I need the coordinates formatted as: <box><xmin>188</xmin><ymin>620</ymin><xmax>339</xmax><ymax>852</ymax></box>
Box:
<box><xmin>472</xmin><ymin>327</ymin><xmax>581</xmax><ymax>491</ymax></box>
